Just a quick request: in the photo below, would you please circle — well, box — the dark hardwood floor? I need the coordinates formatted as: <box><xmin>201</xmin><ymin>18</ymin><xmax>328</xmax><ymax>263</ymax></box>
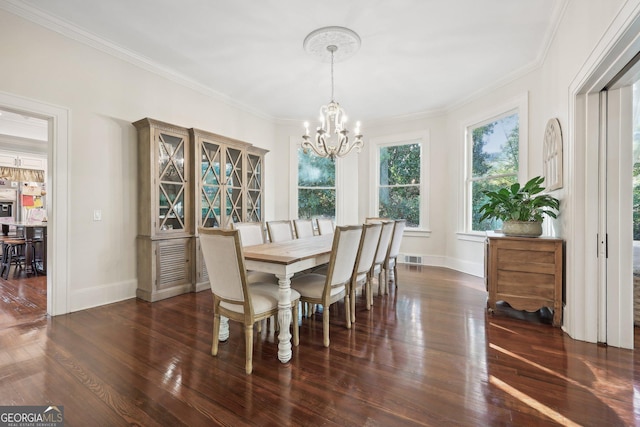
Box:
<box><xmin>1</xmin><ymin>266</ymin><xmax>639</xmax><ymax>426</ymax></box>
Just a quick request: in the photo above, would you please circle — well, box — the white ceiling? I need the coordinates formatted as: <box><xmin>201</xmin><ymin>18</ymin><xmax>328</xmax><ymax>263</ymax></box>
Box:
<box><xmin>3</xmin><ymin>0</ymin><xmax>566</xmax><ymax>123</ymax></box>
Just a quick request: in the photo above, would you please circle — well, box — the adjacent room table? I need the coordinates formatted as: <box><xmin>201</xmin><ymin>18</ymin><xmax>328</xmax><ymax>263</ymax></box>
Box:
<box><xmin>241</xmin><ymin>234</ymin><xmax>334</xmax><ymax>363</ymax></box>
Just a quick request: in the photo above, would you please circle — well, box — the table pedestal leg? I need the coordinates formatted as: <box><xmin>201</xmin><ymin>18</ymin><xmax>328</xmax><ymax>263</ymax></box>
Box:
<box><xmin>276</xmin><ymin>273</ymin><xmax>294</xmax><ymax>363</ymax></box>
<box><xmin>218</xmin><ymin>316</ymin><xmax>229</xmax><ymax>341</ymax></box>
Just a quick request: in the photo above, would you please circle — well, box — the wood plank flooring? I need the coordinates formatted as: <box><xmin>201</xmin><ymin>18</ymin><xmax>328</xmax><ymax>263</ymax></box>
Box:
<box><xmin>1</xmin><ymin>266</ymin><xmax>639</xmax><ymax>426</ymax></box>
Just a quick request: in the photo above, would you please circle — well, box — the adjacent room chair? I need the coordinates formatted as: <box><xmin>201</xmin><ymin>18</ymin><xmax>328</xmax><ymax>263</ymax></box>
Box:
<box><xmin>370</xmin><ymin>220</ymin><xmax>395</xmax><ymax>299</ymax></box>
<box><xmin>384</xmin><ymin>219</ymin><xmax>407</xmax><ymax>293</ymax></box>
<box><xmin>291</xmin><ymin>225</ymin><xmax>362</xmax><ymax>347</ymax></box>
<box><xmin>316</xmin><ymin>218</ymin><xmax>335</xmax><ymax>235</ymax></box>
<box><xmin>267</xmin><ymin>220</ymin><xmax>294</xmax><ymax>242</ymax></box>
<box><xmin>350</xmin><ymin>222</ymin><xmax>383</xmax><ymax>322</ymax></box>
<box><xmin>293</xmin><ymin>219</ymin><xmax>315</xmax><ymax>238</ymax></box>
<box><xmin>199</xmin><ymin>228</ymin><xmax>300</xmax><ymax>374</ymax></box>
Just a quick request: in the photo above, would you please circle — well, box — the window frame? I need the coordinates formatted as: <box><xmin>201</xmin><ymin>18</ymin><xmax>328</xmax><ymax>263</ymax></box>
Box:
<box><xmin>460</xmin><ymin>94</ymin><xmax>528</xmax><ymax>239</ymax></box>
<box><xmin>370</xmin><ymin>130</ymin><xmax>430</xmax><ymax>234</ymax></box>
<box><xmin>293</xmin><ymin>143</ymin><xmax>339</xmax><ymax>222</ymax></box>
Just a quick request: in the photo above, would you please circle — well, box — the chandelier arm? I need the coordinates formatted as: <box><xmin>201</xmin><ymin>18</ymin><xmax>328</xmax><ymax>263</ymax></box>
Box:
<box><xmin>335</xmin><ymin>136</ymin><xmax>363</xmax><ymax>158</ymax></box>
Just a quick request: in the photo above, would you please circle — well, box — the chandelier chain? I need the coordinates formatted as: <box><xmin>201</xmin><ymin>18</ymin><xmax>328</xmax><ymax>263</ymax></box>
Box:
<box><xmin>330</xmin><ymin>48</ymin><xmax>335</xmax><ymax>102</ymax></box>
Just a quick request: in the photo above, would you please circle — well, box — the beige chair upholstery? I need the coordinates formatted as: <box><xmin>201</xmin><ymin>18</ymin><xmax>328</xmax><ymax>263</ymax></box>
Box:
<box><xmin>316</xmin><ymin>218</ymin><xmax>335</xmax><ymax>235</ymax></box>
<box><xmin>233</xmin><ymin>221</ymin><xmax>265</xmax><ymax>246</ymax></box>
<box><xmin>232</xmin><ymin>222</ymin><xmax>277</xmax><ymax>285</ymax></box>
<box><xmin>199</xmin><ymin>228</ymin><xmax>300</xmax><ymax>374</ymax></box>
<box><xmin>267</xmin><ymin>220</ymin><xmax>294</xmax><ymax>242</ymax></box>
<box><xmin>370</xmin><ymin>220</ymin><xmax>395</xmax><ymax>298</ymax></box>
<box><xmin>293</xmin><ymin>219</ymin><xmax>315</xmax><ymax>238</ymax></box>
<box><xmin>291</xmin><ymin>225</ymin><xmax>363</xmax><ymax>347</ymax></box>
<box><xmin>384</xmin><ymin>219</ymin><xmax>407</xmax><ymax>293</ymax></box>
<box><xmin>350</xmin><ymin>222</ymin><xmax>383</xmax><ymax>322</ymax></box>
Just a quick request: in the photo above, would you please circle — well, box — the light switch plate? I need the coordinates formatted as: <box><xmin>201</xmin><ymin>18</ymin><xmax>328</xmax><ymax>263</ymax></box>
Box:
<box><xmin>93</xmin><ymin>209</ymin><xmax>102</xmax><ymax>221</ymax></box>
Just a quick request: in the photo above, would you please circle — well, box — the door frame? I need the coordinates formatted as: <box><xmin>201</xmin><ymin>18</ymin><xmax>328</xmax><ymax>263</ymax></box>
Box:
<box><xmin>0</xmin><ymin>90</ymin><xmax>70</xmax><ymax>316</ymax></box>
<box><xmin>568</xmin><ymin>1</ymin><xmax>640</xmax><ymax>348</ymax></box>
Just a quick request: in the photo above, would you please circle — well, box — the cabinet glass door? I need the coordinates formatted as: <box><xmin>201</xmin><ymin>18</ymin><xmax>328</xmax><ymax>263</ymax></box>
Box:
<box><xmin>157</xmin><ymin>132</ymin><xmax>186</xmax><ymax>231</ymax></box>
<box><xmin>200</xmin><ymin>140</ymin><xmax>222</xmax><ymax>227</ymax></box>
<box><xmin>225</xmin><ymin>147</ymin><xmax>244</xmax><ymax>226</ymax></box>
<box><xmin>246</xmin><ymin>153</ymin><xmax>263</xmax><ymax>222</ymax></box>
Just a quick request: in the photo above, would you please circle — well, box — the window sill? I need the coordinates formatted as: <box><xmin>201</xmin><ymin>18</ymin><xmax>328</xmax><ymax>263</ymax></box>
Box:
<box><xmin>456</xmin><ymin>232</ymin><xmax>487</xmax><ymax>243</ymax></box>
<box><xmin>405</xmin><ymin>228</ymin><xmax>431</xmax><ymax>238</ymax></box>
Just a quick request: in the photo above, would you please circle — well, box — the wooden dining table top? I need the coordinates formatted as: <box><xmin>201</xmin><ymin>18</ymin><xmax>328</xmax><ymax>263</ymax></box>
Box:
<box><xmin>243</xmin><ymin>234</ymin><xmax>334</xmax><ymax>265</ymax></box>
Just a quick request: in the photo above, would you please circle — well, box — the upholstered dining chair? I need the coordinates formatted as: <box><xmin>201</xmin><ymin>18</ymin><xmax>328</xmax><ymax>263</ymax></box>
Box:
<box><xmin>267</xmin><ymin>220</ymin><xmax>294</xmax><ymax>242</ymax></box>
<box><xmin>369</xmin><ymin>220</ymin><xmax>395</xmax><ymax>299</ymax></box>
<box><xmin>293</xmin><ymin>219</ymin><xmax>315</xmax><ymax>238</ymax></box>
<box><xmin>199</xmin><ymin>228</ymin><xmax>300</xmax><ymax>374</ymax></box>
<box><xmin>349</xmin><ymin>222</ymin><xmax>383</xmax><ymax>322</ymax></box>
<box><xmin>316</xmin><ymin>218</ymin><xmax>335</xmax><ymax>235</ymax></box>
<box><xmin>232</xmin><ymin>222</ymin><xmax>277</xmax><ymax>285</ymax></box>
<box><xmin>233</xmin><ymin>221</ymin><xmax>265</xmax><ymax>246</ymax></box>
<box><xmin>291</xmin><ymin>225</ymin><xmax>362</xmax><ymax>347</ymax></box>
<box><xmin>384</xmin><ymin>219</ymin><xmax>407</xmax><ymax>294</ymax></box>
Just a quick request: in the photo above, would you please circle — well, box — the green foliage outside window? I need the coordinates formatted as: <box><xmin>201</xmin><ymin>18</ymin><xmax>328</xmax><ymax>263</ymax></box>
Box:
<box><xmin>298</xmin><ymin>148</ymin><xmax>336</xmax><ymax>220</ymax></box>
<box><xmin>471</xmin><ymin>114</ymin><xmax>519</xmax><ymax>231</ymax></box>
<box><xmin>379</xmin><ymin>143</ymin><xmax>421</xmax><ymax>227</ymax></box>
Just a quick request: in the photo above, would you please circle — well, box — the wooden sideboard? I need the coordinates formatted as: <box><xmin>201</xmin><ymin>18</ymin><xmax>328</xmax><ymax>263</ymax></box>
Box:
<box><xmin>485</xmin><ymin>232</ymin><xmax>563</xmax><ymax>326</ymax></box>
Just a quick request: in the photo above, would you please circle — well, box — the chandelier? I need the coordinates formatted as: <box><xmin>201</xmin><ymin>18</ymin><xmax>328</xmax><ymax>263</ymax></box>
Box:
<box><xmin>302</xmin><ymin>27</ymin><xmax>363</xmax><ymax>161</ymax></box>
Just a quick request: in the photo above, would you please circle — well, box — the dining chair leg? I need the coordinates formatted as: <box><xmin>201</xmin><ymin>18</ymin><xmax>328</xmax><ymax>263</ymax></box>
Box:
<box><xmin>212</xmin><ymin>313</ymin><xmax>221</xmax><ymax>356</ymax></box>
<box><xmin>323</xmin><ymin>308</ymin><xmax>330</xmax><ymax>347</ymax></box>
<box><xmin>245</xmin><ymin>324</ymin><xmax>254</xmax><ymax>374</ymax></box>
<box><xmin>350</xmin><ymin>282</ymin><xmax>356</xmax><ymax>323</ymax></box>
<box><xmin>365</xmin><ymin>277</ymin><xmax>372</xmax><ymax>310</ymax></box>
<box><xmin>345</xmin><ymin>295</ymin><xmax>351</xmax><ymax>330</ymax></box>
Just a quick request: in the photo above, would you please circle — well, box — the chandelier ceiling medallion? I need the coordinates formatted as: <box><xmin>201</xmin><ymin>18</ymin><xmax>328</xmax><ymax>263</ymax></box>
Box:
<box><xmin>302</xmin><ymin>26</ymin><xmax>363</xmax><ymax>161</ymax></box>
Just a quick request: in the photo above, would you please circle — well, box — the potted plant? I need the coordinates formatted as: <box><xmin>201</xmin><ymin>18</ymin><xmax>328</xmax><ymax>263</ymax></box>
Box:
<box><xmin>478</xmin><ymin>176</ymin><xmax>559</xmax><ymax>237</ymax></box>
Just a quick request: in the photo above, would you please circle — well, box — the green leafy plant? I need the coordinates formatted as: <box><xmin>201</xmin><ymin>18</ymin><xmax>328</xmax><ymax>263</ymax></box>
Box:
<box><xmin>478</xmin><ymin>176</ymin><xmax>559</xmax><ymax>223</ymax></box>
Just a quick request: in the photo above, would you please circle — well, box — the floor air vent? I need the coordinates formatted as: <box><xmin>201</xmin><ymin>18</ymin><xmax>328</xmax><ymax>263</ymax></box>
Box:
<box><xmin>404</xmin><ymin>255</ymin><xmax>422</xmax><ymax>265</ymax></box>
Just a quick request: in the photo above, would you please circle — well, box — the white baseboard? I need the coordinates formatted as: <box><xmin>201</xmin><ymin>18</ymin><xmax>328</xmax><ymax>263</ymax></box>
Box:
<box><xmin>69</xmin><ymin>279</ymin><xmax>137</xmax><ymax>312</ymax></box>
<box><xmin>397</xmin><ymin>252</ymin><xmax>484</xmax><ymax>278</ymax></box>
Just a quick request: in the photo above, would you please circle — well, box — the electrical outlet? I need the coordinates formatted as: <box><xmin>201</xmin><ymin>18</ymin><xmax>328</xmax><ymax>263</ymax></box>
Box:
<box><xmin>93</xmin><ymin>209</ymin><xmax>102</xmax><ymax>221</ymax></box>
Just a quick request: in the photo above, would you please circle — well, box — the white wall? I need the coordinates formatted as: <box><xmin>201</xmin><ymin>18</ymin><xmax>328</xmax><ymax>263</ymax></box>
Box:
<box><xmin>0</xmin><ymin>10</ymin><xmax>277</xmax><ymax>312</ymax></box>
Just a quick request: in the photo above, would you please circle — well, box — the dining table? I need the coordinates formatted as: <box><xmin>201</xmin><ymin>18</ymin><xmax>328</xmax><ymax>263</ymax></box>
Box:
<box><xmin>240</xmin><ymin>233</ymin><xmax>335</xmax><ymax>363</ymax></box>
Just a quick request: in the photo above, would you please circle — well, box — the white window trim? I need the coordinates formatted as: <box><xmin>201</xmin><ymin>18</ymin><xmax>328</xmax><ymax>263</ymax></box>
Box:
<box><xmin>459</xmin><ymin>92</ymin><xmax>529</xmax><ymax>237</ymax></box>
<box><xmin>369</xmin><ymin>130</ymin><xmax>430</xmax><ymax>232</ymax></box>
<box><xmin>289</xmin><ymin>136</ymin><xmax>341</xmax><ymax>222</ymax></box>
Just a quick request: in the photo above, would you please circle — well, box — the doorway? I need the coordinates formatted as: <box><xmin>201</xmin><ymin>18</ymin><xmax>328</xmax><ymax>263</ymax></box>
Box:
<box><xmin>0</xmin><ymin>108</ymin><xmax>49</xmax><ymax>327</ymax></box>
<box><xmin>0</xmin><ymin>91</ymin><xmax>70</xmax><ymax>317</ymax></box>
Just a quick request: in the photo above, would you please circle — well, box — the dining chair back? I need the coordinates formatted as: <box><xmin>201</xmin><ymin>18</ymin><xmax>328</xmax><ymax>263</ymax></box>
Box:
<box><xmin>365</xmin><ymin>217</ymin><xmax>390</xmax><ymax>223</ymax></box>
<box><xmin>293</xmin><ymin>219</ymin><xmax>315</xmax><ymax>238</ymax></box>
<box><xmin>350</xmin><ymin>222</ymin><xmax>383</xmax><ymax>322</ymax></box>
<box><xmin>370</xmin><ymin>220</ymin><xmax>395</xmax><ymax>297</ymax></box>
<box><xmin>291</xmin><ymin>225</ymin><xmax>363</xmax><ymax>347</ymax></box>
<box><xmin>199</xmin><ymin>227</ymin><xmax>300</xmax><ymax>374</ymax></box>
<box><xmin>233</xmin><ymin>222</ymin><xmax>265</xmax><ymax>246</ymax></box>
<box><xmin>384</xmin><ymin>219</ymin><xmax>407</xmax><ymax>293</ymax></box>
<box><xmin>232</xmin><ymin>222</ymin><xmax>277</xmax><ymax>284</ymax></box>
<box><xmin>316</xmin><ymin>218</ymin><xmax>335</xmax><ymax>235</ymax></box>
<box><xmin>267</xmin><ymin>220</ymin><xmax>294</xmax><ymax>242</ymax></box>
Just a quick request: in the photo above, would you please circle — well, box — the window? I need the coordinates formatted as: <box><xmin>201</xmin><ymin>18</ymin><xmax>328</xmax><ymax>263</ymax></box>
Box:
<box><xmin>372</xmin><ymin>132</ymin><xmax>428</xmax><ymax>230</ymax></box>
<box><xmin>467</xmin><ymin>111</ymin><xmax>520</xmax><ymax>232</ymax></box>
<box><xmin>297</xmin><ymin>147</ymin><xmax>336</xmax><ymax>220</ymax></box>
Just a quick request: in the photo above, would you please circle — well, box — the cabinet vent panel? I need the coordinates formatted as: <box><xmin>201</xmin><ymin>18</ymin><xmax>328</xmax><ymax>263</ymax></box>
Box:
<box><xmin>158</xmin><ymin>244</ymin><xmax>188</xmax><ymax>289</ymax></box>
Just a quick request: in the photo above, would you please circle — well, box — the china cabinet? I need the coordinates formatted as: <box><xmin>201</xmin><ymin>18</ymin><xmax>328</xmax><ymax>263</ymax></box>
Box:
<box><xmin>190</xmin><ymin>128</ymin><xmax>266</xmax><ymax>291</ymax></box>
<box><xmin>485</xmin><ymin>232</ymin><xmax>563</xmax><ymax>326</ymax></box>
<box><xmin>134</xmin><ymin>118</ymin><xmax>268</xmax><ymax>300</ymax></box>
<box><xmin>134</xmin><ymin>118</ymin><xmax>193</xmax><ymax>301</ymax></box>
